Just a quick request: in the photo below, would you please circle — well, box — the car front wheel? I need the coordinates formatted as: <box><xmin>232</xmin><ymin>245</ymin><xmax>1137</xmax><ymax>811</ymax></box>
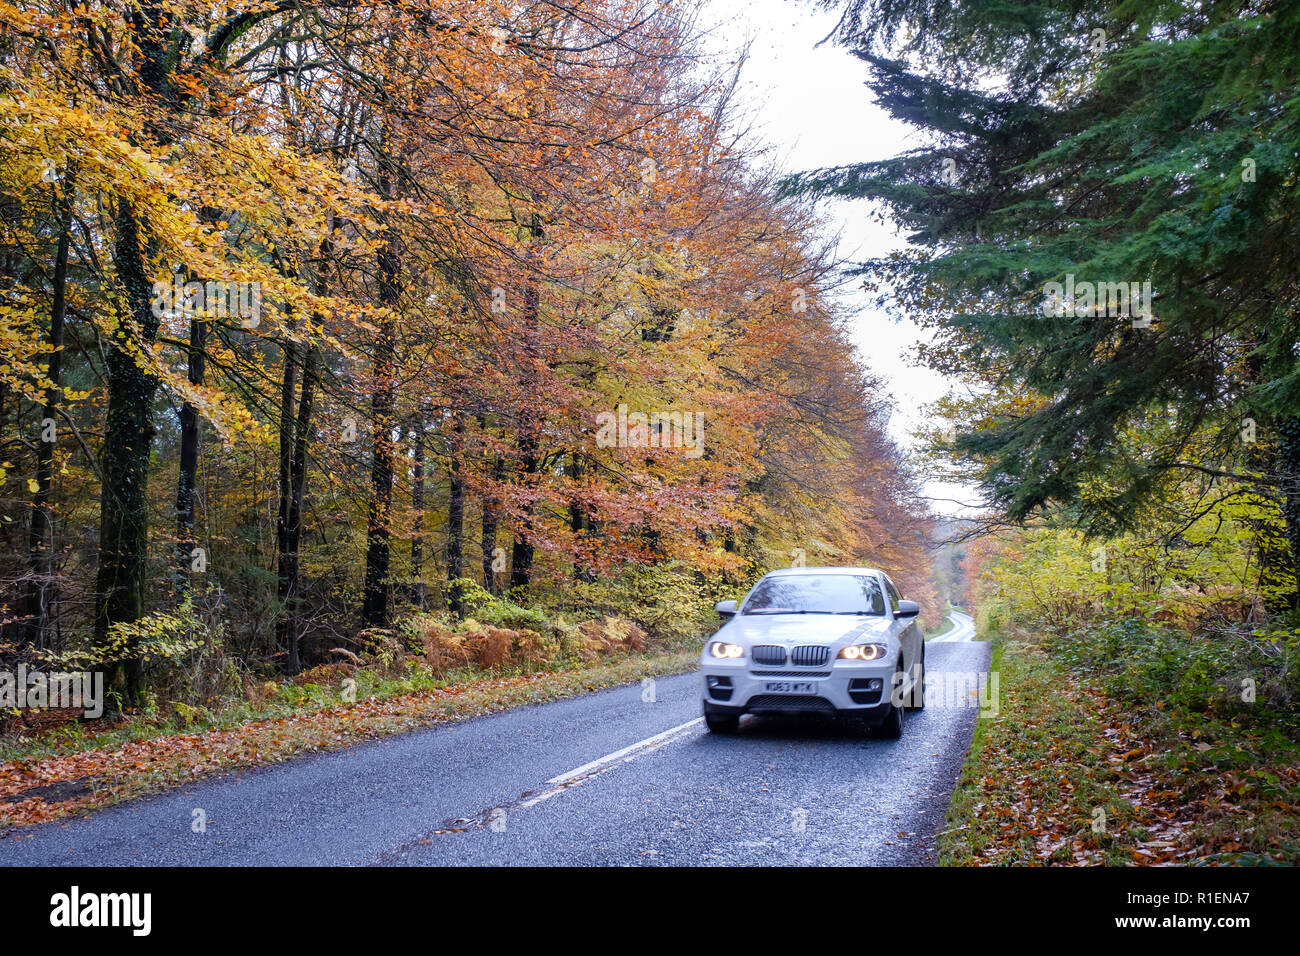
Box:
<box><xmin>877</xmin><ymin>667</ymin><xmax>906</xmax><ymax>739</ymax></box>
<box><xmin>907</xmin><ymin>644</ymin><xmax>925</xmax><ymax>711</ymax></box>
<box><xmin>705</xmin><ymin>712</ymin><xmax>740</xmax><ymax>734</ymax></box>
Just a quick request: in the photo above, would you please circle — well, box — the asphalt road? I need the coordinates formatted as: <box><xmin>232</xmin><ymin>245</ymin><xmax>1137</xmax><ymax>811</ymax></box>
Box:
<box><xmin>929</xmin><ymin>609</ymin><xmax>976</xmax><ymax>644</ymax></box>
<box><xmin>1</xmin><ymin>640</ymin><xmax>991</xmax><ymax>866</ymax></box>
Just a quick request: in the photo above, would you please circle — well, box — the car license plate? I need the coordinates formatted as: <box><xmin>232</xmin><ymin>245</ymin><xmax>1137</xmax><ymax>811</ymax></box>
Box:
<box><xmin>763</xmin><ymin>681</ymin><xmax>816</xmax><ymax>694</ymax></box>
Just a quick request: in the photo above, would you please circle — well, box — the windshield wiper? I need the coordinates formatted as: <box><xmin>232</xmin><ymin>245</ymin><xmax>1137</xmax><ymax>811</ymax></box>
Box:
<box><xmin>744</xmin><ymin>609</ymin><xmax>844</xmax><ymax>615</ymax></box>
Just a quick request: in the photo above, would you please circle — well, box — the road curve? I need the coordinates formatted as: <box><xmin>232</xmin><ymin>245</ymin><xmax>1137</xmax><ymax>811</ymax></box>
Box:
<box><xmin>0</xmin><ymin>641</ymin><xmax>991</xmax><ymax>866</ymax></box>
<box><xmin>928</xmin><ymin>609</ymin><xmax>976</xmax><ymax>644</ymax></box>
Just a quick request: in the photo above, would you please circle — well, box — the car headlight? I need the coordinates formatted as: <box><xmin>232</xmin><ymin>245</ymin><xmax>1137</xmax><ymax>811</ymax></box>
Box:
<box><xmin>837</xmin><ymin>643</ymin><xmax>888</xmax><ymax>661</ymax></box>
<box><xmin>708</xmin><ymin>641</ymin><xmax>744</xmax><ymax>659</ymax></box>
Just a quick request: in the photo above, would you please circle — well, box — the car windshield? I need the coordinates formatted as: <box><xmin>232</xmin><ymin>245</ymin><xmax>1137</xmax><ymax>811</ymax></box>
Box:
<box><xmin>741</xmin><ymin>574</ymin><xmax>886</xmax><ymax>615</ymax></box>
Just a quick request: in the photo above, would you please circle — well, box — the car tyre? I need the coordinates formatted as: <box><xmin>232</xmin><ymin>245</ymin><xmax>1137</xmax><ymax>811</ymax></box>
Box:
<box><xmin>877</xmin><ymin>666</ymin><xmax>905</xmax><ymax>739</ymax></box>
<box><xmin>906</xmin><ymin>644</ymin><xmax>925</xmax><ymax>711</ymax></box>
<box><xmin>705</xmin><ymin>713</ymin><xmax>740</xmax><ymax>734</ymax></box>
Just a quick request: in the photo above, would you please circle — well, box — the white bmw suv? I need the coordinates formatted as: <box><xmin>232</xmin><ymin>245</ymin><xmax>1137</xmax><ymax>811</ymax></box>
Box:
<box><xmin>700</xmin><ymin>567</ymin><xmax>925</xmax><ymax>737</ymax></box>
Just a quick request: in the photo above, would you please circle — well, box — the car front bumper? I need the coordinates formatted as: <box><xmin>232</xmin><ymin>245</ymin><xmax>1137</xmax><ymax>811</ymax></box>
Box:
<box><xmin>699</xmin><ymin>656</ymin><xmax>900</xmax><ymax>722</ymax></box>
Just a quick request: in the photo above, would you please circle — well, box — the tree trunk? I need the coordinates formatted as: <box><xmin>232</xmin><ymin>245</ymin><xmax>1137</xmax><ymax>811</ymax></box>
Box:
<box><xmin>362</xmin><ymin>242</ymin><xmax>399</xmax><ymax>627</ymax></box>
<box><xmin>361</xmin><ymin>323</ymin><xmax>396</xmax><ymax>627</ymax></box>
<box><xmin>1243</xmin><ymin>332</ymin><xmax>1297</xmax><ymax>616</ymax></box>
<box><xmin>174</xmin><ymin>308</ymin><xmax>206</xmax><ymax>594</ymax></box>
<box><xmin>481</xmin><ymin>449</ymin><xmax>503</xmax><ymax>593</ymax></box>
<box><xmin>509</xmin><ymin>215</ymin><xmax>543</xmax><ymax>593</ymax></box>
<box><xmin>1277</xmin><ymin>416</ymin><xmax>1300</xmax><ymax>614</ymax></box>
<box><xmin>174</xmin><ymin>205</ymin><xmax>222</xmax><ymax>596</ymax></box>
<box><xmin>95</xmin><ymin>198</ymin><xmax>161</xmax><ymax>704</ymax></box>
<box><xmin>274</xmin><ymin>334</ymin><xmax>300</xmax><ymax>665</ymax></box>
<box><xmin>275</xmin><ymin>344</ymin><xmax>318</xmax><ymax>673</ymax></box>
<box><xmin>447</xmin><ymin>414</ymin><xmax>465</xmax><ymax>617</ymax></box>
<box><xmin>92</xmin><ymin>7</ymin><xmax>170</xmax><ymax>708</ymax></box>
<box><xmin>411</xmin><ymin>417</ymin><xmax>426</xmax><ymax>609</ymax></box>
<box><xmin>23</xmin><ymin>188</ymin><xmax>72</xmax><ymax>649</ymax></box>
<box><xmin>569</xmin><ymin>453</ymin><xmax>593</xmax><ymax>582</ymax></box>
<box><xmin>508</xmin><ymin>423</ymin><xmax>538</xmax><ymax>592</ymax></box>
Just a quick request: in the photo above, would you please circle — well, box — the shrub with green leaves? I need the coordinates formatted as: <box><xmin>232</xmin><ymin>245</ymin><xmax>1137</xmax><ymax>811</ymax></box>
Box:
<box><xmin>452</xmin><ymin>579</ymin><xmax>553</xmax><ymax>634</ymax></box>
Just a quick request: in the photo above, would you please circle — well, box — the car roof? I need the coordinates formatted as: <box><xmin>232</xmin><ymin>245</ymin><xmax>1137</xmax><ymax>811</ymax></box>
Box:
<box><xmin>762</xmin><ymin>566</ymin><xmax>883</xmax><ymax>577</ymax></box>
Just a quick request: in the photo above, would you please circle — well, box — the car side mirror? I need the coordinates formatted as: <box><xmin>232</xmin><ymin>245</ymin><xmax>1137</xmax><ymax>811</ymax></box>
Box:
<box><xmin>895</xmin><ymin>600</ymin><xmax>920</xmax><ymax>619</ymax></box>
<box><xmin>715</xmin><ymin>600</ymin><xmax>738</xmax><ymax>620</ymax></box>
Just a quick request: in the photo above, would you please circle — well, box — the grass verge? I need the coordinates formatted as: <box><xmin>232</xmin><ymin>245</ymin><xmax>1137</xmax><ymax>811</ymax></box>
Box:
<box><xmin>938</xmin><ymin>630</ymin><xmax>1299</xmax><ymax>865</ymax></box>
<box><xmin>925</xmin><ymin>615</ymin><xmax>956</xmax><ymax>641</ymax></box>
<box><xmin>0</xmin><ymin>649</ymin><xmax>696</xmax><ymax>832</ymax></box>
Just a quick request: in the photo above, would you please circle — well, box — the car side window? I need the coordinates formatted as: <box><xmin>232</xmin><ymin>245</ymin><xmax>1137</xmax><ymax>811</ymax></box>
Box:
<box><xmin>883</xmin><ymin>577</ymin><xmax>901</xmax><ymax>613</ymax></box>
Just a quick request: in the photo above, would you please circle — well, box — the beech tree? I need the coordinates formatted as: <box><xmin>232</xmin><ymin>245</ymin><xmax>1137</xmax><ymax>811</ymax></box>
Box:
<box><xmin>0</xmin><ymin>0</ymin><xmax>947</xmax><ymax>702</ymax></box>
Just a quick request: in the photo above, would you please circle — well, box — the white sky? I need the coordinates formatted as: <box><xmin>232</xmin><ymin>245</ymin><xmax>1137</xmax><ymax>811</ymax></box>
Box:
<box><xmin>700</xmin><ymin>0</ymin><xmax>983</xmax><ymax>517</ymax></box>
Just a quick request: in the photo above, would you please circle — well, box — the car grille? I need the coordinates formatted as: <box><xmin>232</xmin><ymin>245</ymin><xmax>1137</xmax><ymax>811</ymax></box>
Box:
<box><xmin>751</xmin><ymin>645</ymin><xmax>787</xmax><ymax>666</ymax></box>
<box><xmin>751</xmin><ymin>670</ymin><xmax>831</xmax><ymax>678</ymax></box>
<box><xmin>747</xmin><ymin>695</ymin><xmax>837</xmax><ymax>714</ymax></box>
<box><xmin>790</xmin><ymin>645</ymin><xmax>831</xmax><ymax>667</ymax></box>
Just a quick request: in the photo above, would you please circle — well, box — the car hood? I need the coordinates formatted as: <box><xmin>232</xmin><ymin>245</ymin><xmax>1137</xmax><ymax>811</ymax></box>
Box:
<box><xmin>719</xmin><ymin>614</ymin><xmax>893</xmax><ymax>648</ymax></box>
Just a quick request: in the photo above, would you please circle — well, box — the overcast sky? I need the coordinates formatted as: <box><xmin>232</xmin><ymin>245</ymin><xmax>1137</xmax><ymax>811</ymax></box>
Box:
<box><xmin>700</xmin><ymin>0</ymin><xmax>982</xmax><ymax>517</ymax></box>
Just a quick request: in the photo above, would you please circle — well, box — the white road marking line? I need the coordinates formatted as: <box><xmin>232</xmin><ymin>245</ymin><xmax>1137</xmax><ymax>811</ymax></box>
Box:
<box><xmin>544</xmin><ymin>717</ymin><xmax>703</xmax><ymax>784</ymax></box>
<box><xmin>518</xmin><ymin>717</ymin><xmax>704</xmax><ymax>810</ymax></box>
<box><xmin>412</xmin><ymin>712</ymin><xmax>706</xmax><ymax>843</ymax></box>
<box><xmin>412</xmin><ymin>716</ymin><xmax>705</xmax><ymax>841</ymax></box>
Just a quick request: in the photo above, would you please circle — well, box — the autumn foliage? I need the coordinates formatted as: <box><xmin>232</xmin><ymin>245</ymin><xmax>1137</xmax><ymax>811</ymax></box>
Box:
<box><xmin>0</xmin><ymin>0</ymin><xmax>942</xmax><ymax>721</ymax></box>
